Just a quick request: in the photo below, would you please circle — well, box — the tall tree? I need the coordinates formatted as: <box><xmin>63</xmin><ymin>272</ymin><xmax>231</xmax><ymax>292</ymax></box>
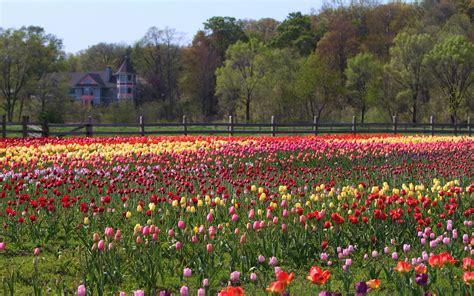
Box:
<box><xmin>386</xmin><ymin>32</ymin><xmax>433</xmax><ymax>124</ymax></box>
<box><xmin>240</xmin><ymin>18</ymin><xmax>280</xmax><ymax>43</ymax></box>
<box><xmin>180</xmin><ymin>31</ymin><xmax>221</xmax><ymax>118</ymax></box>
<box><xmin>364</xmin><ymin>3</ymin><xmax>417</xmax><ymax>60</ymax></box>
<box><xmin>424</xmin><ymin>35</ymin><xmax>474</xmax><ymax>123</ymax></box>
<box><xmin>75</xmin><ymin>42</ymin><xmax>129</xmax><ymax>71</ymax></box>
<box><xmin>316</xmin><ymin>17</ymin><xmax>359</xmax><ymax>81</ymax></box>
<box><xmin>203</xmin><ymin>17</ymin><xmax>248</xmax><ymax>60</ymax></box>
<box><xmin>295</xmin><ymin>53</ymin><xmax>343</xmax><ymax>120</ymax></box>
<box><xmin>215</xmin><ymin>39</ymin><xmax>267</xmax><ymax>122</ymax></box>
<box><xmin>0</xmin><ymin>26</ymin><xmax>64</xmax><ymax>121</ymax></box>
<box><xmin>132</xmin><ymin>27</ymin><xmax>182</xmax><ymax>119</ymax></box>
<box><xmin>345</xmin><ymin>52</ymin><xmax>382</xmax><ymax>123</ymax></box>
<box><xmin>270</xmin><ymin>12</ymin><xmax>318</xmax><ymax>55</ymax></box>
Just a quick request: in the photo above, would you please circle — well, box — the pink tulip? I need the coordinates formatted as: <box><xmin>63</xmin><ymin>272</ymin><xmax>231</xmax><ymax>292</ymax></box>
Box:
<box><xmin>168</xmin><ymin>229</ymin><xmax>175</xmax><ymax>237</ymax></box>
<box><xmin>231</xmin><ymin>214</ymin><xmax>239</xmax><ymax>222</ymax></box>
<box><xmin>198</xmin><ymin>288</ymin><xmax>205</xmax><ymax>296</ymax></box>
<box><xmin>0</xmin><ymin>242</ymin><xmax>6</xmax><ymax>251</ymax></box>
<box><xmin>104</xmin><ymin>227</ymin><xmax>114</xmax><ymax>237</ymax></box>
<box><xmin>230</xmin><ymin>271</ymin><xmax>240</xmax><ymax>282</ymax></box>
<box><xmin>176</xmin><ymin>241</ymin><xmax>183</xmax><ymax>250</ymax></box>
<box><xmin>250</xmin><ymin>272</ymin><xmax>257</xmax><ymax>281</ymax></box>
<box><xmin>77</xmin><ymin>285</ymin><xmax>86</xmax><ymax>296</ymax></box>
<box><xmin>178</xmin><ymin>220</ymin><xmax>185</xmax><ymax>230</ymax></box>
<box><xmin>34</xmin><ymin>247</ymin><xmax>40</xmax><ymax>256</ymax></box>
<box><xmin>202</xmin><ymin>278</ymin><xmax>209</xmax><ymax>287</ymax></box>
<box><xmin>97</xmin><ymin>240</ymin><xmax>105</xmax><ymax>251</ymax></box>
<box><xmin>114</xmin><ymin>229</ymin><xmax>122</xmax><ymax>241</ymax></box>
<box><xmin>269</xmin><ymin>256</ymin><xmax>278</xmax><ymax>266</ymax></box>
<box><xmin>183</xmin><ymin>267</ymin><xmax>192</xmax><ymax>277</ymax></box>
<box><xmin>206</xmin><ymin>213</ymin><xmax>214</xmax><ymax>222</ymax></box>
<box><xmin>180</xmin><ymin>285</ymin><xmax>188</xmax><ymax>296</ymax></box>
<box><xmin>133</xmin><ymin>291</ymin><xmax>145</xmax><ymax>296</ymax></box>
<box><xmin>206</xmin><ymin>243</ymin><xmax>213</xmax><ymax>253</ymax></box>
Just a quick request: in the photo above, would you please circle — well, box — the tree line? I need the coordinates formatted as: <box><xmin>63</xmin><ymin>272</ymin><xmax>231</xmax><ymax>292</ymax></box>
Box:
<box><xmin>0</xmin><ymin>0</ymin><xmax>473</xmax><ymax>124</ymax></box>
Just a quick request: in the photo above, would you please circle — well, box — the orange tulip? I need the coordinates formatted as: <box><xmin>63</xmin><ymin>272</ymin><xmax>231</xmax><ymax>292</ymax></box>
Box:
<box><xmin>276</xmin><ymin>271</ymin><xmax>294</xmax><ymax>285</ymax></box>
<box><xmin>463</xmin><ymin>271</ymin><xmax>474</xmax><ymax>285</ymax></box>
<box><xmin>394</xmin><ymin>261</ymin><xmax>411</xmax><ymax>273</ymax></box>
<box><xmin>463</xmin><ymin>257</ymin><xmax>474</xmax><ymax>270</ymax></box>
<box><xmin>366</xmin><ymin>279</ymin><xmax>381</xmax><ymax>289</ymax></box>
<box><xmin>306</xmin><ymin>266</ymin><xmax>331</xmax><ymax>285</ymax></box>
<box><xmin>415</xmin><ymin>264</ymin><xmax>427</xmax><ymax>274</ymax></box>
<box><xmin>429</xmin><ymin>252</ymin><xmax>458</xmax><ymax>268</ymax></box>
<box><xmin>266</xmin><ymin>281</ymin><xmax>286</xmax><ymax>294</ymax></box>
<box><xmin>219</xmin><ymin>286</ymin><xmax>245</xmax><ymax>296</ymax></box>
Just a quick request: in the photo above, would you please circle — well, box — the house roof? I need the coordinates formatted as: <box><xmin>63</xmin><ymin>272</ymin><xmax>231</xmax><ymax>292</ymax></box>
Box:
<box><xmin>67</xmin><ymin>70</ymin><xmax>116</xmax><ymax>88</ymax></box>
<box><xmin>115</xmin><ymin>56</ymin><xmax>135</xmax><ymax>74</ymax></box>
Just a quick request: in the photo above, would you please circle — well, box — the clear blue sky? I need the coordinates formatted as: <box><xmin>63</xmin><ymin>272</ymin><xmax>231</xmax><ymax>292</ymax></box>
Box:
<box><xmin>0</xmin><ymin>0</ymin><xmax>322</xmax><ymax>54</ymax></box>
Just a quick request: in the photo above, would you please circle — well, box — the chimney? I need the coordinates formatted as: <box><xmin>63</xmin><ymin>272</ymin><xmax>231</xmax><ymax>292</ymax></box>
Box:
<box><xmin>105</xmin><ymin>67</ymin><xmax>112</xmax><ymax>82</ymax></box>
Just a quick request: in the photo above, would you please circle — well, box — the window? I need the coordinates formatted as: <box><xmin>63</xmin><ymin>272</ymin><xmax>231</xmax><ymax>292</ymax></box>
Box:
<box><xmin>120</xmin><ymin>75</ymin><xmax>127</xmax><ymax>83</ymax></box>
<box><xmin>128</xmin><ymin>75</ymin><xmax>132</xmax><ymax>81</ymax></box>
<box><xmin>83</xmin><ymin>87</ymin><xmax>93</xmax><ymax>96</ymax></box>
<box><xmin>83</xmin><ymin>79</ymin><xmax>93</xmax><ymax>85</ymax></box>
<box><xmin>127</xmin><ymin>88</ymin><xmax>132</xmax><ymax>94</ymax></box>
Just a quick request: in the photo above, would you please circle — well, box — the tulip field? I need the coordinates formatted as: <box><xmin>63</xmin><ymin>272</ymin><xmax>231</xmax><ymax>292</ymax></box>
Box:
<box><xmin>0</xmin><ymin>135</ymin><xmax>473</xmax><ymax>296</ymax></box>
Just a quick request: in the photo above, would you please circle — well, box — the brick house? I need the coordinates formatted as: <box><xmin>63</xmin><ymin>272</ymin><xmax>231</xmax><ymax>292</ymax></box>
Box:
<box><xmin>67</xmin><ymin>56</ymin><xmax>136</xmax><ymax>106</ymax></box>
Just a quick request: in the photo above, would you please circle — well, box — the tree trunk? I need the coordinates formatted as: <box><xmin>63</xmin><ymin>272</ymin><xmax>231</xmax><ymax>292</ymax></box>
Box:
<box><xmin>245</xmin><ymin>95</ymin><xmax>250</xmax><ymax>123</ymax></box>
<box><xmin>412</xmin><ymin>93</ymin><xmax>417</xmax><ymax>124</ymax></box>
<box><xmin>361</xmin><ymin>103</ymin><xmax>366</xmax><ymax>124</ymax></box>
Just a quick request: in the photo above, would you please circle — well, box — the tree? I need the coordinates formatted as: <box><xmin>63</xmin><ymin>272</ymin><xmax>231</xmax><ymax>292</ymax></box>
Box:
<box><xmin>75</xmin><ymin>42</ymin><xmax>129</xmax><ymax>71</ymax></box>
<box><xmin>316</xmin><ymin>18</ymin><xmax>359</xmax><ymax>81</ymax></box>
<box><xmin>270</xmin><ymin>12</ymin><xmax>318</xmax><ymax>55</ymax></box>
<box><xmin>180</xmin><ymin>31</ymin><xmax>221</xmax><ymax>119</ymax></box>
<box><xmin>386</xmin><ymin>32</ymin><xmax>433</xmax><ymax>124</ymax></box>
<box><xmin>0</xmin><ymin>26</ymin><xmax>64</xmax><ymax>121</ymax></box>
<box><xmin>424</xmin><ymin>35</ymin><xmax>474</xmax><ymax>123</ymax></box>
<box><xmin>295</xmin><ymin>53</ymin><xmax>343</xmax><ymax>120</ymax></box>
<box><xmin>364</xmin><ymin>3</ymin><xmax>417</xmax><ymax>60</ymax></box>
<box><xmin>132</xmin><ymin>27</ymin><xmax>182</xmax><ymax>119</ymax></box>
<box><xmin>204</xmin><ymin>17</ymin><xmax>248</xmax><ymax>60</ymax></box>
<box><xmin>240</xmin><ymin>18</ymin><xmax>280</xmax><ymax>43</ymax></box>
<box><xmin>215</xmin><ymin>39</ymin><xmax>267</xmax><ymax>122</ymax></box>
<box><xmin>345</xmin><ymin>53</ymin><xmax>382</xmax><ymax>123</ymax></box>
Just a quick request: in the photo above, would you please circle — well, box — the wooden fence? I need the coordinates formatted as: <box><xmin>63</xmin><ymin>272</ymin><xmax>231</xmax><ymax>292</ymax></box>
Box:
<box><xmin>1</xmin><ymin>114</ymin><xmax>472</xmax><ymax>138</ymax></box>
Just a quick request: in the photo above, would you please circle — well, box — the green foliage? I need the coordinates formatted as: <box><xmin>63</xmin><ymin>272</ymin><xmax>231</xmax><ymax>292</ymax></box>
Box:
<box><xmin>204</xmin><ymin>16</ymin><xmax>248</xmax><ymax>59</ymax></box>
<box><xmin>386</xmin><ymin>32</ymin><xmax>434</xmax><ymax>123</ymax></box>
<box><xmin>346</xmin><ymin>53</ymin><xmax>383</xmax><ymax>123</ymax></box>
<box><xmin>270</xmin><ymin>12</ymin><xmax>318</xmax><ymax>55</ymax></box>
<box><xmin>423</xmin><ymin>35</ymin><xmax>474</xmax><ymax>122</ymax></box>
<box><xmin>215</xmin><ymin>39</ymin><xmax>267</xmax><ymax>122</ymax></box>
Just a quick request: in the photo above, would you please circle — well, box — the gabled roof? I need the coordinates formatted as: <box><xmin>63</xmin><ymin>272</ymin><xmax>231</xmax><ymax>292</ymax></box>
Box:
<box><xmin>115</xmin><ymin>56</ymin><xmax>135</xmax><ymax>74</ymax></box>
<box><xmin>67</xmin><ymin>70</ymin><xmax>116</xmax><ymax>88</ymax></box>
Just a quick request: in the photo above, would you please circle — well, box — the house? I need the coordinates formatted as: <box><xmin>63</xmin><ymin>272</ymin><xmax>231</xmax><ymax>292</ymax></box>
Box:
<box><xmin>67</xmin><ymin>56</ymin><xmax>136</xmax><ymax>105</ymax></box>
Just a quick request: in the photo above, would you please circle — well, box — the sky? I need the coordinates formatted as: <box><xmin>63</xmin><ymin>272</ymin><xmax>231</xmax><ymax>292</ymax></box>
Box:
<box><xmin>0</xmin><ymin>0</ymin><xmax>322</xmax><ymax>54</ymax></box>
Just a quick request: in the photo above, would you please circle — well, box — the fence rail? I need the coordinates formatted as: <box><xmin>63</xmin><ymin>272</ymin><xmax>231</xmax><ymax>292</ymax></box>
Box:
<box><xmin>1</xmin><ymin>115</ymin><xmax>472</xmax><ymax>138</ymax></box>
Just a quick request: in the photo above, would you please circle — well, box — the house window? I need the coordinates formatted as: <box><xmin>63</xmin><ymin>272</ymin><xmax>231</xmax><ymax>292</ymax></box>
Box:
<box><xmin>127</xmin><ymin>88</ymin><xmax>132</xmax><ymax>94</ymax></box>
<box><xmin>128</xmin><ymin>75</ymin><xmax>132</xmax><ymax>81</ymax></box>
<box><xmin>120</xmin><ymin>75</ymin><xmax>127</xmax><ymax>83</ymax></box>
<box><xmin>83</xmin><ymin>79</ymin><xmax>92</xmax><ymax>85</ymax></box>
<box><xmin>83</xmin><ymin>87</ymin><xmax>93</xmax><ymax>96</ymax></box>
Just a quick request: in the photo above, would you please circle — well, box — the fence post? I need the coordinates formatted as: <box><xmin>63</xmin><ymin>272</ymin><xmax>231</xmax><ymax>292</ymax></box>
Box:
<box><xmin>86</xmin><ymin>116</ymin><xmax>93</xmax><ymax>137</ymax></box>
<box><xmin>313</xmin><ymin>116</ymin><xmax>319</xmax><ymax>136</ymax></box>
<box><xmin>392</xmin><ymin>115</ymin><xmax>397</xmax><ymax>135</ymax></box>
<box><xmin>228</xmin><ymin>115</ymin><xmax>234</xmax><ymax>136</ymax></box>
<box><xmin>1</xmin><ymin>115</ymin><xmax>5</xmax><ymax>138</ymax></box>
<box><xmin>352</xmin><ymin>116</ymin><xmax>356</xmax><ymax>134</ymax></box>
<box><xmin>183</xmin><ymin>115</ymin><xmax>187</xmax><ymax>136</ymax></box>
<box><xmin>271</xmin><ymin>115</ymin><xmax>275</xmax><ymax>137</ymax></box>
<box><xmin>42</xmin><ymin>119</ymin><xmax>49</xmax><ymax>138</ymax></box>
<box><xmin>468</xmin><ymin>116</ymin><xmax>471</xmax><ymax>137</ymax></box>
<box><xmin>429</xmin><ymin>116</ymin><xmax>434</xmax><ymax>136</ymax></box>
<box><xmin>139</xmin><ymin>116</ymin><xmax>145</xmax><ymax>136</ymax></box>
<box><xmin>22</xmin><ymin>116</ymin><xmax>28</xmax><ymax>138</ymax></box>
